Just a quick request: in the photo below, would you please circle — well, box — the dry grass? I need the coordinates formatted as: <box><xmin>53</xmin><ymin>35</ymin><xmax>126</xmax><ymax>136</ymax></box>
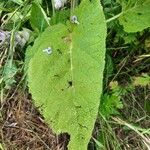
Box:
<box><xmin>0</xmin><ymin>87</ymin><xmax>149</xmax><ymax>150</ymax></box>
<box><xmin>0</xmin><ymin>90</ymin><xmax>69</xmax><ymax>150</ymax></box>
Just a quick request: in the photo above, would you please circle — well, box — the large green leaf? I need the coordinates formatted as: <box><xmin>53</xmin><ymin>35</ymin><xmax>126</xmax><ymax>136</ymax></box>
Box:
<box><xmin>119</xmin><ymin>0</ymin><xmax>150</xmax><ymax>32</ymax></box>
<box><xmin>28</xmin><ymin>0</ymin><xmax>106</xmax><ymax>149</ymax></box>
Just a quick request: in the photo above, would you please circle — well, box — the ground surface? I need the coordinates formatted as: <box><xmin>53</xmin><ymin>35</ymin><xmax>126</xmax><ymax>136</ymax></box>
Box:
<box><xmin>0</xmin><ymin>87</ymin><xmax>150</xmax><ymax>149</ymax></box>
<box><xmin>0</xmin><ymin>90</ymin><xmax>69</xmax><ymax>150</ymax></box>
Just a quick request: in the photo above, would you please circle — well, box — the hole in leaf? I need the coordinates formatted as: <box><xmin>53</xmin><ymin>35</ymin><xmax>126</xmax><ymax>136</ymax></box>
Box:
<box><xmin>75</xmin><ymin>105</ymin><xmax>81</xmax><ymax>108</ymax></box>
<box><xmin>54</xmin><ymin>74</ymin><xmax>59</xmax><ymax>77</ymax></box>
<box><xmin>68</xmin><ymin>81</ymin><xmax>73</xmax><ymax>87</ymax></box>
<box><xmin>58</xmin><ymin>133</ymin><xmax>70</xmax><ymax>148</ymax></box>
<box><xmin>57</xmin><ymin>49</ymin><xmax>62</xmax><ymax>55</ymax></box>
<box><xmin>137</xmin><ymin>12</ymin><xmax>142</xmax><ymax>15</ymax></box>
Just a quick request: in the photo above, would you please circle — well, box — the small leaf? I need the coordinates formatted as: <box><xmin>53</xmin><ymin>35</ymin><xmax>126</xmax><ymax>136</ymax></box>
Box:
<box><xmin>119</xmin><ymin>0</ymin><xmax>150</xmax><ymax>32</ymax></box>
<box><xmin>30</xmin><ymin>2</ymin><xmax>50</xmax><ymax>33</ymax></box>
<box><xmin>93</xmin><ymin>137</ymin><xmax>104</xmax><ymax>149</ymax></box>
<box><xmin>133</xmin><ymin>73</ymin><xmax>150</xmax><ymax>86</ymax></box>
<box><xmin>3</xmin><ymin>60</ymin><xmax>17</xmax><ymax>89</ymax></box>
<box><xmin>28</xmin><ymin>0</ymin><xmax>106</xmax><ymax>149</ymax></box>
<box><xmin>109</xmin><ymin>81</ymin><xmax>118</xmax><ymax>90</ymax></box>
<box><xmin>100</xmin><ymin>94</ymin><xmax>123</xmax><ymax>118</ymax></box>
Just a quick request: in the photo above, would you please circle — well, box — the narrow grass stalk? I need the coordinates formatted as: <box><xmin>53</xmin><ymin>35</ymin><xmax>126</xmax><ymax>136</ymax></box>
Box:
<box><xmin>106</xmin><ymin>12</ymin><xmax>123</xmax><ymax>23</ymax></box>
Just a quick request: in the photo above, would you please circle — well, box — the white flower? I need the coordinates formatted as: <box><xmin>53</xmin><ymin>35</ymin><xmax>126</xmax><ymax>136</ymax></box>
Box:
<box><xmin>54</xmin><ymin>0</ymin><xmax>67</xmax><ymax>10</ymax></box>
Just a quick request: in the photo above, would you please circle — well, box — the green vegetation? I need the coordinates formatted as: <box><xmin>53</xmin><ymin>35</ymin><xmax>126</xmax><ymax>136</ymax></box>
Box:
<box><xmin>0</xmin><ymin>0</ymin><xmax>150</xmax><ymax>150</ymax></box>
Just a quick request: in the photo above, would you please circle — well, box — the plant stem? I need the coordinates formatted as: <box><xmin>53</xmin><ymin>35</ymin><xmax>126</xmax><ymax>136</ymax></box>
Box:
<box><xmin>106</xmin><ymin>12</ymin><xmax>123</xmax><ymax>23</ymax></box>
<box><xmin>70</xmin><ymin>0</ymin><xmax>76</xmax><ymax>16</ymax></box>
<box><xmin>51</xmin><ymin>0</ymin><xmax>55</xmax><ymax>17</ymax></box>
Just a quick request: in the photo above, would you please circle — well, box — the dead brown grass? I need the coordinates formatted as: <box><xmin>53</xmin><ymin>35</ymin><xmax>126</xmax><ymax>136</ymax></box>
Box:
<box><xmin>0</xmin><ymin>90</ymin><xmax>69</xmax><ymax>150</ymax></box>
